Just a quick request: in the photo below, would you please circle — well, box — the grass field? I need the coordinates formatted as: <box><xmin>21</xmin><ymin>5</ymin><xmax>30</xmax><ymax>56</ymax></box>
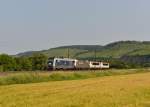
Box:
<box><xmin>0</xmin><ymin>69</ymin><xmax>149</xmax><ymax>85</ymax></box>
<box><xmin>0</xmin><ymin>70</ymin><xmax>150</xmax><ymax>107</ymax></box>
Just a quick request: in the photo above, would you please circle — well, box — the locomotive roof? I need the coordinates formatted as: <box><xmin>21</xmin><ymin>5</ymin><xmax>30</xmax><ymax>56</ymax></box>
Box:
<box><xmin>54</xmin><ymin>57</ymin><xmax>76</xmax><ymax>61</ymax></box>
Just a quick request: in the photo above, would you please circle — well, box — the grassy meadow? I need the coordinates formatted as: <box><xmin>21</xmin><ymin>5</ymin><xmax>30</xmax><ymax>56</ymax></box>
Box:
<box><xmin>0</xmin><ymin>69</ymin><xmax>149</xmax><ymax>85</ymax></box>
<box><xmin>0</xmin><ymin>69</ymin><xmax>150</xmax><ymax>107</ymax></box>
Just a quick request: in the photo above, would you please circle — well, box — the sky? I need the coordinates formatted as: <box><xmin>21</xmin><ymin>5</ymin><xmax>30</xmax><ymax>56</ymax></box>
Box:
<box><xmin>0</xmin><ymin>0</ymin><xmax>150</xmax><ymax>55</ymax></box>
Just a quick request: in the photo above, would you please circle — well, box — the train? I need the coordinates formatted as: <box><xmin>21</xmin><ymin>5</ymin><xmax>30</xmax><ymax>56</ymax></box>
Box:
<box><xmin>47</xmin><ymin>57</ymin><xmax>109</xmax><ymax>70</ymax></box>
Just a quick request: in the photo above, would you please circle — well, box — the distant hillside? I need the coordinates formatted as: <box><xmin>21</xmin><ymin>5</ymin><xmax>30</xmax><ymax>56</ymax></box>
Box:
<box><xmin>52</xmin><ymin>45</ymin><xmax>103</xmax><ymax>51</ymax></box>
<box><xmin>16</xmin><ymin>41</ymin><xmax>150</xmax><ymax>59</ymax></box>
<box><xmin>16</xmin><ymin>51</ymin><xmax>39</xmax><ymax>57</ymax></box>
<box><xmin>77</xmin><ymin>41</ymin><xmax>150</xmax><ymax>58</ymax></box>
<box><xmin>16</xmin><ymin>45</ymin><xmax>103</xmax><ymax>58</ymax></box>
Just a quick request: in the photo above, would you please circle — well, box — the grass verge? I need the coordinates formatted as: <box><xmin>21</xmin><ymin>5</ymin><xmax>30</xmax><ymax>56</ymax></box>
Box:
<box><xmin>0</xmin><ymin>68</ymin><xmax>149</xmax><ymax>86</ymax></box>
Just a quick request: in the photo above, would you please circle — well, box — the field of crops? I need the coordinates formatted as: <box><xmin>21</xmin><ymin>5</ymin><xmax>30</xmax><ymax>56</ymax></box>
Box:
<box><xmin>0</xmin><ymin>70</ymin><xmax>150</xmax><ymax>107</ymax></box>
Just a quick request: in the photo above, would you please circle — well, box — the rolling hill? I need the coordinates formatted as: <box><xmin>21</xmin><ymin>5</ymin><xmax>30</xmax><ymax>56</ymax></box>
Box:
<box><xmin>16</xmin><ymin>41</ymin><xmax>150</xmax><ymax>59</ymax></box>
<box><xmin>76</xmin><ymin>41</ymin><xmax>150</xmax><ymax>58</ymax></box>
<box><xmin>16</xmin><ymin>45</ymin><xmax>103</xmax><ymax>58</ymax></box>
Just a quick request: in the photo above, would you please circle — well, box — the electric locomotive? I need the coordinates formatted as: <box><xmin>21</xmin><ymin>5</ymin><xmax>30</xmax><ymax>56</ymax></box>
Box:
<box><xmin>47</xmin><ymin>57</ymin><xmax>109</xmax><ymax>70</ymax></box>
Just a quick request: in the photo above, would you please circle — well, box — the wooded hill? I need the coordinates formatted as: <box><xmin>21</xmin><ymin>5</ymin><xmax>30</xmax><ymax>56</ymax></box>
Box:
<box><xmin>16</xmin><ymin>41</ymin><xmax>150</xmax><ymax>58</ymax></box>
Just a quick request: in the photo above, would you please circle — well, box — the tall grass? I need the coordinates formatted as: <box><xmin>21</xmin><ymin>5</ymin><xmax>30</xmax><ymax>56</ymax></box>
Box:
<box><xmin>0</xmin><ymin>69</ymin><xmax>149</xmax><ymax>86</ymax></box>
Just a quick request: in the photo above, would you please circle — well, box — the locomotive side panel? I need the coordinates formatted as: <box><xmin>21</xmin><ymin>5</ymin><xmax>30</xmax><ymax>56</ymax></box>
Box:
<box><xmin>75</xmin><ymin>60</ymin><xmax>90</xmax><ymax>70</ymax></box>
<box><xmin>100</xmin><ymin>62</ymin><xmax>110</xmax><ymax>69</ymax></box>
<box><xmin>53</xmin><ymin>58</ymin><xmax>75</xmax><ymax>70</ymax></box>
<box><xmin>89</xmin><ymin>61</ymin><xmax>101</xmax><ymax>69</ymax></box>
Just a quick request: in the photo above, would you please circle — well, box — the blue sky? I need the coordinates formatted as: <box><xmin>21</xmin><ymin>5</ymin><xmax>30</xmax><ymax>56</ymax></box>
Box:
<box><xmin>0</xmin><ymin>0</ymin><xmax>150</xmax><ymax>54</ymax></box>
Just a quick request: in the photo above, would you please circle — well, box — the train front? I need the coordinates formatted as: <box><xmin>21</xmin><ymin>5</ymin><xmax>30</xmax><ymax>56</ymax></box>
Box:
<box><xmin>47</xmin><ymin>57</ymin><xmax>54</xmax><ymax>70</ymax></box>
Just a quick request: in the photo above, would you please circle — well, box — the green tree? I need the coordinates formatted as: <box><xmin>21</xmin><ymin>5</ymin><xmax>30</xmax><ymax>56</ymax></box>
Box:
<box><xmin>30</xmin><ymin>53</ymin><xmax>48</xmax><ymax>71</ymax></box>
<box><xmin>0</xmin><ymin>54</ymin><xmax>16</xmax><ymax>71</ymax></box>
<box><xmin>15</xmin><ymin>57</ymin><xmax>32</xmax><ymax>71</ymax></box>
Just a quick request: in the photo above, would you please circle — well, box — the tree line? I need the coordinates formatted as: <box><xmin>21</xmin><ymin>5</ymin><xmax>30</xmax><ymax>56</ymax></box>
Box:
<box><xmin>0</xmin><ymin>54</ymin><xmax>48</xmax><ymax>72</ymax></box>
<box><xmin>0</xmin><ymin>53</ymin><xmax>149</xmax><ymax>72</ymax></box>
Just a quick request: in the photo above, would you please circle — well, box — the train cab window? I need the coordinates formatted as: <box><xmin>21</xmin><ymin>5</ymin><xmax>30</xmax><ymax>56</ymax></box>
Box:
<box><xmin>55</xmin><ymin>60</ymin><xmax>61</xmax><ymax>66</ymax></box>
<box><xmin>103</xmin><ymin>63</ymin><xmax>109</xmax><ymax>66</ymax></box>
<box><xmin>92</xmin><ymin>62</ymin><xmax>100</xmax><ymax>65</ymax></box>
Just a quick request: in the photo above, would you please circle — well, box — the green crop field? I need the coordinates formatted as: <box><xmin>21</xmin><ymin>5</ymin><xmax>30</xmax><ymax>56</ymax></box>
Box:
<box><xmin>0</xmin><ymin>70</ymin><xmax>150</xmax><ymax>107</ymax></box>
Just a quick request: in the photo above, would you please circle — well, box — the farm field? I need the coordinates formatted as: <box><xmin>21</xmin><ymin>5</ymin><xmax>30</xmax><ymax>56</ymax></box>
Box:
<box><xmin>0</xmin><ymin>70</ymin><xmax>150</xmax><ymax>107</ymax></box>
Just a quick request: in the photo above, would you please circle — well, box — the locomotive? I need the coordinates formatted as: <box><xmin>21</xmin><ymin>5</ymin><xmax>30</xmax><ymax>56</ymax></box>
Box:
<box><xmin>47</xmin><ymin>57</ymin><xmax>109</xmax><ymax>70</ymax></box>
